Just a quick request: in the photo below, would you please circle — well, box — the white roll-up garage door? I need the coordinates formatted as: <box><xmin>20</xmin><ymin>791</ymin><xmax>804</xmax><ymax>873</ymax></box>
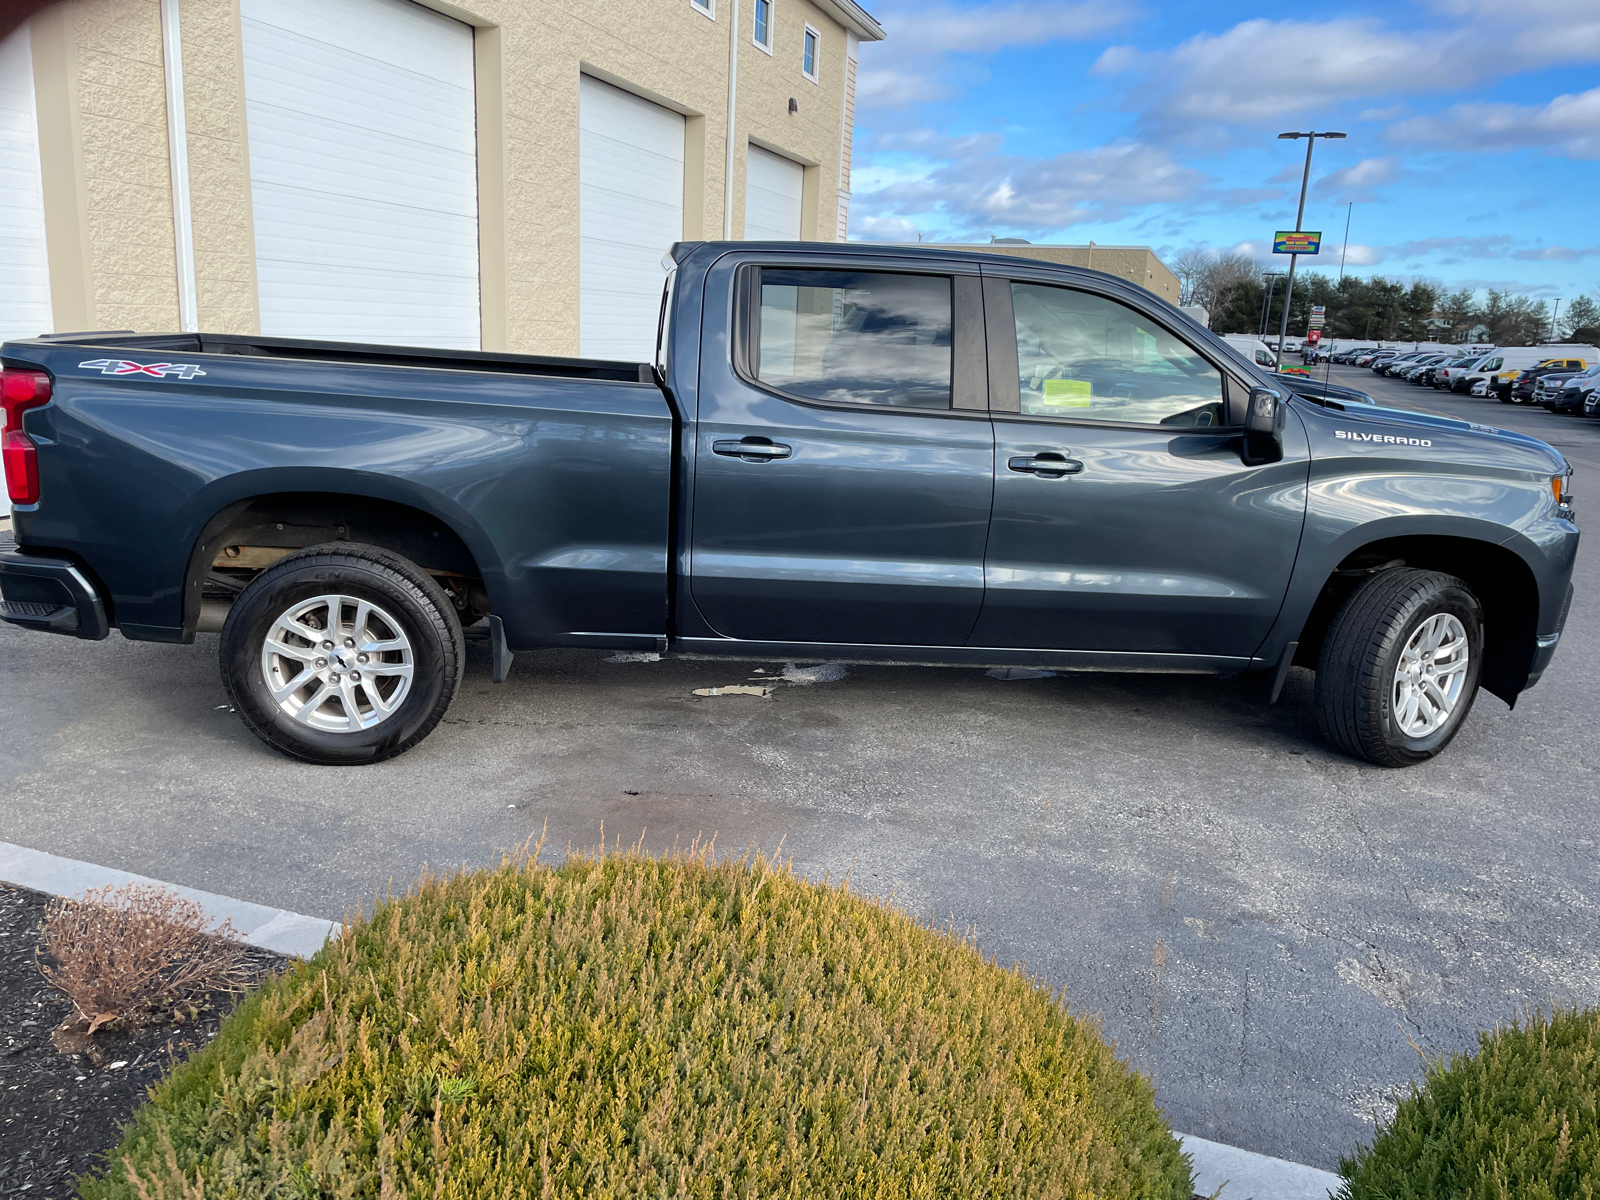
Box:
<box><xmin>0</xmin><ymin>27</ymin><xmax>53</xmax><ymax>343</ymax></box>
<box><xmin>241</xmin><ymin>0</ymin><xmax>480</xmax><ymax>349</ymax></box>
<box><xmin>744</xmin><ymin>145</ymin><xmax>804</xmax><ymax>241</ymax></box>
<box><xmin>579</xmin><ymin>76</ymin><xmax>684</xmax><ymax>362</ymax></box>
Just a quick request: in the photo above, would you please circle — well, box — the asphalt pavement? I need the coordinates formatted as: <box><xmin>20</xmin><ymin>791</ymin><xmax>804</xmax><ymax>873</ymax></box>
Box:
<box><xmin>2</xmin><ymin>364</ymin><xmax>1595</xmax><ymax>1172</ymax></box>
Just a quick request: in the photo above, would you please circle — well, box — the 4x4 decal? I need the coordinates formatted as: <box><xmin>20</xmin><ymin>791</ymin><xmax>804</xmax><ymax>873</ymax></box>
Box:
<box><xmin>79</xmin><ymin>359</ymin><xmax>207</xmax><ymax>380</ymax></box>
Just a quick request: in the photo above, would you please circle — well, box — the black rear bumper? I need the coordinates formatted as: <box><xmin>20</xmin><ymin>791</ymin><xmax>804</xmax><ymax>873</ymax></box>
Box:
<box><xmin>0</xmin><ymin>549</ymin><xmax>110</xmax><ymax>640</ymax></box>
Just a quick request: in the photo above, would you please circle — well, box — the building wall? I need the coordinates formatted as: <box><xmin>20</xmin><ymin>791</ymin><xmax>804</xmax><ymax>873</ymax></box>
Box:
<box><xmin>928</xmin><ymin>244</ymin><xmax>1182</xmax><ymax>307</ymax></box>
<box><xmin>26</xmin><ymin>0</ymin><xmax>868</xmax><ymax>355</ymax></box>
<box><xmin>33</xmin><ymin>0</ymin><xmax>180</xmax><ymax>333</ymax></box>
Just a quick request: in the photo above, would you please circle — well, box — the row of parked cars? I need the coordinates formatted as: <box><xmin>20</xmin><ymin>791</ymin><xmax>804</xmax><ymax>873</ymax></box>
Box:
<box><xmin>1328</xmin><ymin>345</ymin><xmax>1600</xmax><ymax>415</ymax></box>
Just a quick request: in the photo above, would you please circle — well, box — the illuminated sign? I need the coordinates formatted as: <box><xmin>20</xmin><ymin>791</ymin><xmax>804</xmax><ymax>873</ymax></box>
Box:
<box><xmin>1273</xmin><ymin>231</ymin><xmax>1322</xmax><ymax>255</ymax></box>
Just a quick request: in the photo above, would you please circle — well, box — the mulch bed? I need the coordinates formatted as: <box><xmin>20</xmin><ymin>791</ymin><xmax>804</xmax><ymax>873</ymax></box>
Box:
<box><xmin>0</xmin><ymin>882</ymin><xmax>287</xmax><ymax>1198</ymax></box>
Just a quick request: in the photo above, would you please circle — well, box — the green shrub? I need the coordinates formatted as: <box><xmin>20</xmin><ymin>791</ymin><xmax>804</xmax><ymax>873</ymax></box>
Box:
<box><xmin>1339</xmin><ymin>1007</ymin><xmax>1600</xmax><ymax>1199</ymax></box>
<box><xmin>83</xmin><ymin>843</ymin><xmax>1190</xmax><ymax>1199</ymax></box>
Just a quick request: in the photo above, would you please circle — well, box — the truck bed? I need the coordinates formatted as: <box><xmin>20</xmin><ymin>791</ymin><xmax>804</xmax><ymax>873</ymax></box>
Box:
<box><xmin>1</xmin><ymin>330</ymin><xmax>675</xmax><ymax>650</ymax></box>
<box><xmin>16</xmin><ymin>330</ymin><xmax>656</xmax><ymax>384</ymax></box>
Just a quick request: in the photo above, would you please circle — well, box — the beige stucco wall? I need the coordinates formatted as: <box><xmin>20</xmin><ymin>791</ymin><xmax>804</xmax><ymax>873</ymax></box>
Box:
<box><xmin>34</xmin><ymin>0</ymin><xmax>180</xmax><ymax>333</ymax></box>
<box><xmin>29</xmin><ymin>0</ymin><xmax>865</xmax><ymax>355</ymax></box>
<box><xmin>173</xmin><ymin>0</ymin><xmax>257</xmax><ymax>333</ymax></box>
<box><xmin>937</xmin><ymin>244</ymin><xmax>1181</xmax><ymax>305</ymax></box>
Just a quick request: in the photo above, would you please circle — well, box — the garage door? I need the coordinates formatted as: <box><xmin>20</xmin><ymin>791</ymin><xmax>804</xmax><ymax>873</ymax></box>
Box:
<box><xmin>240</xmin><ymin>0</ymin><xmax>480</xmax><ymax>349</ymax></box>
<box><xmin>579</xmin><ymin>76</ymin><xmax>684</xmax><ymax>362</ymax></box>
<box><xmin>0</xmin><ymin>27</ymin><xmax>53</xmax><ymax>343</ymax></box>
<box><xmin>744</xmin><ymin>145</ymin><xmax>804</xmax><ymax>241</ymax></box>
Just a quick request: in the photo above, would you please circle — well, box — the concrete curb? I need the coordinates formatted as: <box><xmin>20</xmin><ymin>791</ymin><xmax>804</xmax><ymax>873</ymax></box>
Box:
<box><xmin>0</xmin><ymin>841</ymin><xmax>1345</xmax><ymax>1192</ymax></box>
<box><xmin>0</xmin><ymin>841</ymin><xmax>340</xmax><ymax>959</ymax></box>
<box><xmin>1177</xmin><ymin>1132</ymin><xmax>1343</xmax><ymax>1199</ymax></box>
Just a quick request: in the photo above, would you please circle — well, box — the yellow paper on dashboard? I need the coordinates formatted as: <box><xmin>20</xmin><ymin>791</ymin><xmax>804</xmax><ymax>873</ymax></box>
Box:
<box><xmin>1024</xmin><ymin>378</ymin><xmax>1093</xmax><ymax>414</ymax></box>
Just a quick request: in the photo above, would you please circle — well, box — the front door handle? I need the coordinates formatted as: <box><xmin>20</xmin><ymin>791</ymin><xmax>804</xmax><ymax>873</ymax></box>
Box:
<box><xmin>1008</xmin><ymin>453</ymin><xmax>1083</xmax><ymax>476</ymax></box>
<box><xmin>713</xmin><ymin>437</ymin><xmax>793</xmax><ymax>462</ymax></box>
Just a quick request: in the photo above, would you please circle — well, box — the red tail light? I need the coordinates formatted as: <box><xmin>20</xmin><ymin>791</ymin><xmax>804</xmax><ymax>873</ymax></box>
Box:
<box><xmin>1</xmin><ymin>368</ymin><xmax>51</xmax><ymax>505</ymax></box>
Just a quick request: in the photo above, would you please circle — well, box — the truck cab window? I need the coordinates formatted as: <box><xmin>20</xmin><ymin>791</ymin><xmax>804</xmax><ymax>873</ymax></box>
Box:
<box><xmin>755</xmin><ymin>269</ymin><xmax>952</xmax><ymax>409</ymax></box>
<box><xmin>1010</xmin><ymin>282</ymin><xmax>1225</xmax><ymax>427</ymax></box>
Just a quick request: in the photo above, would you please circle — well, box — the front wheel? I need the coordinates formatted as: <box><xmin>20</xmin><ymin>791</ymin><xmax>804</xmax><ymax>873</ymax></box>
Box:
<box><xmin>219</xmin><ymin>544</ymin><xmax>464</xmax><ymax>764</ymax></box>
<box><xmin>1315</xmin><ymin>569</ymin><xmax>1483</xmax><ymax>767</ymax></box>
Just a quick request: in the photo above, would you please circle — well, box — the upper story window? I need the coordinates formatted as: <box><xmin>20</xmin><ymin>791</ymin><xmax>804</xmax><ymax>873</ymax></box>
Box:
<box><xmin>1010</xmin><ymin>282</ymin><xmax>1225</xmax><ymax>427</ymax></box>
<box><xmin>755</xmin><ymin>269</ymin><xmax>953</xmax><ymax>410</ymax></box>
<box><xmin>753</xmin><ymin>0</ymin><xmax>773</xmax><ymax>51</ymax></box>
<box><xmin>802</xmin><ymin>25</ymin><xmax>819</xmax><ymax>81</ymax></box>
<box><xmin>691</xmin><ymin>0</ymin><xmax>715</xmax><ymax>19</ymax></box>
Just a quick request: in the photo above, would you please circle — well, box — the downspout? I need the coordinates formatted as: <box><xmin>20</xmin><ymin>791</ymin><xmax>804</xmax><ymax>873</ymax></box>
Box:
<box><xmin>159</xmin><ymin>0</ymin><xmax>198</xmax><ymax>332</ymax></box>
<box><xmin>722</xmin><ymin>0</ymin><xmax>739</xmax><ymax>238</ymax></box>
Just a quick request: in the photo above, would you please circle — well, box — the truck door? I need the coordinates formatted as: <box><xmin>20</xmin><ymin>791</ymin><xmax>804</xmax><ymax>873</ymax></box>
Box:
<box><xmin>970</xmin><ymin>272</ymin><xmax>1309</xmax><ymax>657</ymax></box>
<box><xmin>687</xmin><ymin>259</ymin><xmax>993</xmax><ymax>646</ymax></box>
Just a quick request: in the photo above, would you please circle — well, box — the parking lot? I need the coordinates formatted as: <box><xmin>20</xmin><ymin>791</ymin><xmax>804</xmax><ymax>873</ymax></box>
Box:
<box><xmin>2</xmin><ymin>363</ymin><xmax>1595</xmax><ymax>1173</ymax></box>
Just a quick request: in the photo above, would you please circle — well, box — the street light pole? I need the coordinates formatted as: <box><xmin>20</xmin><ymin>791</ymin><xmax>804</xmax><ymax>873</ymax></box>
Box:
<box><xmin>1274</xmin><ymin>130</ymin><xmax>1345</xmax><ymax>368</ymax></box>
<box><xmin>1259</xmin><ymin>273</ymin><xmax>1283</xmax><ymax>337</ymax></box>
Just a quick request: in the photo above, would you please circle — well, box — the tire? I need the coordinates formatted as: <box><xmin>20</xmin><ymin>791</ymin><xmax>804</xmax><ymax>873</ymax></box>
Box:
<box><xmin>1315</xmin><ymin>569</ymin><xmax>1484</xmax><ymax>767</ymax></box>
<box><xmin>219</xmin><ymin>544</ymin><xmax>464</xmax><ymax>765</ymax></box>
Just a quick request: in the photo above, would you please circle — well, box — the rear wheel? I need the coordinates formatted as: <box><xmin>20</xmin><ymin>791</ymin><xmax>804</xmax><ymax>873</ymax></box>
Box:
<box><xmin>1315</xmin><ymin>569</ymin><xmax>1483</xmax><ymax>767</ymax></box>
<box><xmin>219</xmin><ymin>544</ymin><xmax>463</xmax><ymax>764</ymax></box>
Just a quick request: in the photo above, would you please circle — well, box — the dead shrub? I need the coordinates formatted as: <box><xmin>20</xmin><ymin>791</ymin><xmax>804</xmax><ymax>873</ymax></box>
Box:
<box><xmin>37</xmin><ymin>883</ymin><xmax>251</xmax><ymax>1033</ymax></box>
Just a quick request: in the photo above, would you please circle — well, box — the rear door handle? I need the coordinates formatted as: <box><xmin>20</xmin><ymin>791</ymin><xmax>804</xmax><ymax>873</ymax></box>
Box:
<box><xmin>713</xmin><ymin>437</ymin><xmax>792</xmax><ymax>462</ymax></box>
<box><xmin>1008</xmin><ymin>453</ymin><xmax>1083</xmax><ymax>476</ymax></box>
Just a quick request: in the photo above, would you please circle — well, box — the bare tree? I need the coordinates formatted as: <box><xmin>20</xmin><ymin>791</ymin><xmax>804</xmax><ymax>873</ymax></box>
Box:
<box><xmin>1170</xmin><ymin>249</ymin><xmax>1262</xmax><ymax>327</ymax></box>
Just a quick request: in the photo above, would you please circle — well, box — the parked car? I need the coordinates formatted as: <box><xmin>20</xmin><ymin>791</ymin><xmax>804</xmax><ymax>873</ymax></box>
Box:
<box><xmin>1470</xmin><ymin>377</ymin><xmax>1495</xmax><ymax>397</ymax></box>
<box><xmin>0</xmin><ymin>242</ymin><xmax>1577</xmax><ymax>769</ymax></box>
<box><xmin>1533</xmin><ymin>371</ymin><xmax>1583</xmax><ymax>408</ymax></box>
<box><xmin>1400</xmin><ymin>354</ymin><xmax>1450</xmax><ymax>382</ymax></box>
<box><xmin>1586</xmin><ymin>388</ymin><xmax>1600</xmax><ymax>418</ymax></box>
<box><xmin>1548</xmin><ymin>364</ymin><xmax>1600</xmax><ymax>413</ymax></box>
<box><xmin>1416</xmin><ymin>354</ymin><xmax>1470</xmax><ymax>386</ymax></box>
<box><xmin>1513</xmin><ymin>358</ymin><xmax>1589</xmax><ymax>404</ymax></box>
<box><xmin>1465</xmin><ymin>349</ymin><xmax>1595</xmax><ymax>402</ymax></box>
<box><xmin>1435</xmin><ymin>353</ymin><xmax>1493</xmax><ymax>391</ymax></box>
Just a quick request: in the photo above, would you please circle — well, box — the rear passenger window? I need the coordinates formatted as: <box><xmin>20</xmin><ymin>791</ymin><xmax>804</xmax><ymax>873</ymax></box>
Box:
<box><xmin>1010</xmin><ymin>282</ymin><xmax>1225</xmax><ymax>426</ymax></box>
<box><xmin>754</xmin><ymin>269</ymin><xmax>952</xmax><ymax>409</ymax></box>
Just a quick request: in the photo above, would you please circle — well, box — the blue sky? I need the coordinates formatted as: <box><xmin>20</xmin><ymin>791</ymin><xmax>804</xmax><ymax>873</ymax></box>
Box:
<box><xmin>846</xmin><ymin>0</ymin><xmax>1600</xmax><ymax>299</ymax></box>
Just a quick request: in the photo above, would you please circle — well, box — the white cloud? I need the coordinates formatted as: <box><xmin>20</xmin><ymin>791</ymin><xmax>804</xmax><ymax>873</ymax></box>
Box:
<box><xmin>853</xmin><ymin>142</ymin><xmax>1209</xmax><ymax>237</ymax></box>
<box><xmin>1097</xmin><ymin>6</ymin><xmax>1600</xmax><ymax>132</ymax></box>
<box><xmin>1338</xmin><ymin>244</ymin><xmax>1385</xmax><ymax>266</ymax></box>
<box><xmin>1512</xmin><ymin>244</ymin><xmax>1600</xmax><ymax>261</ymax></box>
<box><xmin>1313</xmin><ymin>157</ymin><xmax>1405</xmax><ymax>203</ymax></box>
<box><xmin>1384</xmin><ymin>236</ymin><xmax>1515</xmax><ymax>260</ymax></box>
<box><xmin>847</xmin><ymin>214</ymin><xmax>925</xmax><ymax>242</ymax></box>
<box><xmin>1124</xmin><ymin>18</ymin><xmax>1463</xmax><ymax>127</ymax></box>
<box><xmin>1091</xmin><ymin>45</ymin><xmax>1143</xmax><ymax>75</ymax></box>
<box><xmin>1385</xmin><ymin>87</ymin><xmax>1600</xmax><ymax>159</ymax></box>
<box><xmin>857</xmin><ymin>0</ymin><xmax>1136</xmax><ymax>112</ymax></box>
<box><xmin>1422</xmin><ymin>0</ymin><xmax>1600</xmax><ymax>68</ymax></box>
<box><xmin>865</xmin><ymin>129</ymin><xmax>1004</xmax><ymax>158</ymax></box>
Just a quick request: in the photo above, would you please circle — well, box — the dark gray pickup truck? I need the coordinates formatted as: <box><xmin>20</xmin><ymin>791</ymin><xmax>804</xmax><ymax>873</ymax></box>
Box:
<box><xmin>0</xmin><ymin>242</ymin><xmax>1578</xmax><ymax>767</ymax></box>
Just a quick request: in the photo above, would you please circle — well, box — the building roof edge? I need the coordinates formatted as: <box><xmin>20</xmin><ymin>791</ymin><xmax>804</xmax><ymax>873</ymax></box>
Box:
<box><xmin>815</xmin><ymin>0</ymin><xmax>885</xmax><ymax>41</ymax></box>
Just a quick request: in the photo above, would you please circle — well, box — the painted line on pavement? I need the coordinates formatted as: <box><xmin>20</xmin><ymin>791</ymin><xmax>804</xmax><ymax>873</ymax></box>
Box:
<box><xmin>0</xmin><ymin>840</ymin><xmax>340</xmax><ymax>959</ymax></box>
<box><xmin>1178</xmin><ymin>1132</ymin><xmax>1342</xmax><ymax>1199</ymax></box>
